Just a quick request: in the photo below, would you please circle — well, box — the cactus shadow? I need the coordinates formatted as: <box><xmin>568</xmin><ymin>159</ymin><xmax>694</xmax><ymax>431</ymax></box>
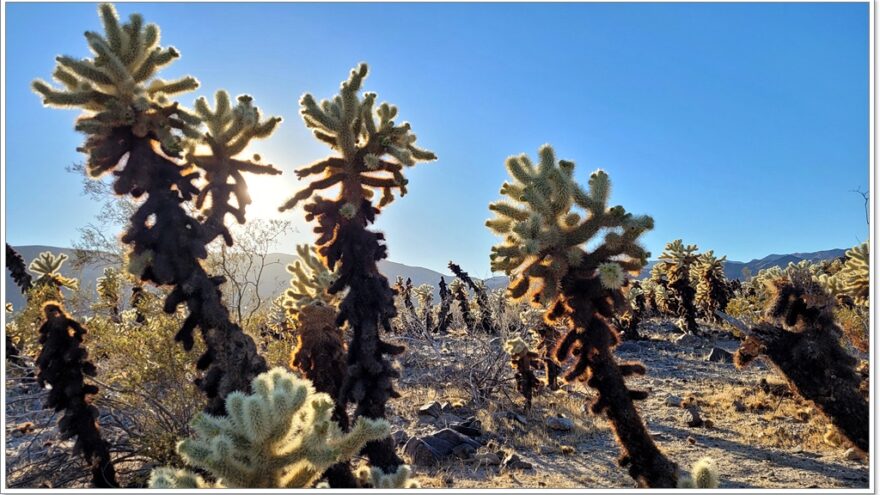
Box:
<box><xmin>652</xmin><ymin>423</ymin><xmax>869</xmax><ymax>488</ymax></box>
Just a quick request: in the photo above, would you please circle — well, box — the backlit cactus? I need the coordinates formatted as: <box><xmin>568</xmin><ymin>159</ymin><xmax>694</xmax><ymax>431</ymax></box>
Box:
<box><xmin>36</xmin><ymin>302</ymin><xmax>118</xmax><ymax>487</ymax></box>
<box><xmin>413</xmin><ymin>283</ymin><xmax>435</xmax><ymax>333</ymax></box>
<box><xmin>282</xmin><ymin>244</ymin><xmax>341</xmax><ymax>322</ymax></box>
<box><xmin>487</xmin><ymin>144</ymin><xmax>676</xmax><ymax>487</ymax></box>
<box><xmin>449</xmin><ymin>278</ymin><xmax>476</xmax><ymax>332</ymax></box>
<box><xmin>355</xmin><ymin>464</ymin><xmax>420</xmax><ymax>488</ymax></box>
<box><xmin>677</xmin><ymin>457</ymin><xmax>720</xmax><ymax>489</ymax></box>
<box><xmin>29</xmin><ymin>251</ymin><xmax>78</xmax><ymax>291</ymax></box>
<box><xmin>280</xmin><ymin>63</ymin><xmax>435</xmax><ymax>478</ymax></box>
<box><xmin>34</xmin><ymin>3</ymin><xmax>274</xmax><ymax>413</ymax></box>
<box><xmin>657</xmin><ymin>240</ymin><xmax>700</xmax><ymax>333</ymax></box>
<box><xmin>148</xmin><ymin>368</ymin><xmax>392</xmax><ymax>488</ymax></box>
<box><xmin>694</xmin><ymin>250</ymin><xmax>729</xmax><ymax>322</ymax></box>
<box><xmin>836</xmin><ymin>242</ymin><xmax>869</xmax><ymax>307</ymax></box>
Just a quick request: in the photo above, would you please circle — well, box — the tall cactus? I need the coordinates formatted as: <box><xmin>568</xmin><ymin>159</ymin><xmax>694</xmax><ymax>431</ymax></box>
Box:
<box><xmin>33</xmin><ymin>3</ymin><xmax>278</xmax><ymax>414</ymax></box>
<box><xmin>279</xmin><ymin>63</ymin><xmax>436</xmax><ymax>476</ymax></box>
<box><xmin>449</xmin><ymin>278</ymin><xmax>475</xmax><ymax>332</ymax></box>
<box><xmin>487</xmin><ymin>145</ymin><xmax>677</xmax><ymax>487</ymax></box>
<box><xmin>36</xmin><ymin>303</ymin><xmax>118</xmax><ymax>487</ymax></box>
<box><xmin>435</xmin><ymin>277</ymin><xmax>453</xmax><ymax>333</ymax></box>
<box><xmin>5</xmin><ymin>243</ymin><xmax>33</xmax><ymax>293</ymax></box>
<box><xmin>413</xmin><ymin>284</ymin><xmax>435</xmax><ymax>333</ymax></box>
<box><xmin>694</xmin><ymin>250</ymin><xmax>729</xmax><ymax>322</ymax></box>
<box><xmin>657</xmin><ymin>240</ymin><xmax>700</xmax><ymax>333</ymax></box>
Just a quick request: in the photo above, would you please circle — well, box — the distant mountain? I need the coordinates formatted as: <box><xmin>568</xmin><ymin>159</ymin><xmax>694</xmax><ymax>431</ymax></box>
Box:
<box><xmin>3</xmin><ymin>245</ymin><xmax>455</xmax><ymax>313</ymax></box>
<box><xmin>4</xmin><ymin>245</ymin><xmax>850</xmax><ymax>313</ymax></box>
<box><xmin>637</xmin><ymin>248</ymin><xmax>847</xmax><ymax>281</ymax></box>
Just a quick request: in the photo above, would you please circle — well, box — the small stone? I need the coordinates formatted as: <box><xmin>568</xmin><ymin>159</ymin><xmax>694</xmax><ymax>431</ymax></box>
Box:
<box><xmin>473</xmin><ymin>452</ymin><xmax>501</xmax><ymax>466</ymax></box>
<box><xmin>682</xmin><ymin>407</ymin><xmax>703</xmax><ymax>428</ymax></box>
<box><xmin>732</xmin><ymin>399</ymin><xmax>746</xmax><ymax>412</ymax></box>
<box><xmin>844</xmin><ymin>448</ymin><xmax>866</xmax><ymax>462</ymax></box>
<box><xmin>561</xmin><ymin>445</ymin><xmax>575</xmax><ymax>455</ymax></box>
<box><xmin>687</xmin><ymin>436</ymin><xmax>697</xmax><ymax>445</ymax></box>
<box><xmin>703</xmin><ymin>419</ymin><xmax>714</xmax><ymax>428</ymax></box>
<box><xmin>13</xmin><ymin>422</ymin><xmax>34</xmax><ymax>434</ymax></box>
<box><xmin>502</xmin><ymin>452</ymin><xmax>533</xmax><ymax>470</ymax></box>
<box><xmin>706</xmin><ymin>347</ymin><xmax>734</xmax><ymax>363</ymax></box>
<box><xmin>419</xmin><ymin>401</ymin><xmax>442</xmax><ymax>418</ymax></box>
<box><xmin>545</xmin><ymin>415</ymin><xmax>574</xmax><ymax>431</ymax></box>
<box><xmin>665</xmin><ymin>395</ymin><xmax>683</xmax><ymax>408</ymax></box>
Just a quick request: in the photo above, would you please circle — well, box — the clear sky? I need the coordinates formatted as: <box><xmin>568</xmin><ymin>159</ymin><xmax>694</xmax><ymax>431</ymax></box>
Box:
<box><xmin>5</xmin><ymin>2</ymin><xmax>869</xmax><ymax>278</ymax></box>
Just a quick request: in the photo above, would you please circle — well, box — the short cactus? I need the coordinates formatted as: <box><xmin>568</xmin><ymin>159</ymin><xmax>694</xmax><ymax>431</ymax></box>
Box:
<box><xmin>677</xmin><ymin>457</ymin><xmax>720</xmax><ymax>489</ymax></box>
<box><xmin>148</xmin><ymin>368</ymin><xmax>393</xmax><ymax>488</ymax></box>
<box><xmin>354</xmin><ymin>464</ymin><xmax>420</xmax><ymax>488</ymax></box>
<box><xmin>504</xmin><ymin>337</ymin><xmax>541</xmax><ymax>410</ymax></box>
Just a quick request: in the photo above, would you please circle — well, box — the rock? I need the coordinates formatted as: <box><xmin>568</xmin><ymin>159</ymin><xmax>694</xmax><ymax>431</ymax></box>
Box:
<box><xmin>438</xmin><ymin>412</ymin><xmax>463</xmax><ymax>424</ymax></box>
<box><xmin>675</xmin><ymin>333</ymin><xmax>702</xmax><ymax>347</ymax></box>
<box><xmin>391</xmin><ymin>430</ymin><xmax>409</xmax><ymax>446</ymax></box>
<box><xmin>545</xmin><ymin>415</ymin><xmax>574</xmax><ymax>431</ymax></box>
<box><xmin>472</xmin><ymin>452</ymin><xmax>501</xmax><ymax>466</ymax></box>
<box><xmin>502</xmin><ymin>452</ymin><xmax>533</xmax><ymax>470</ymax></box>
<box><xmin>452</xmin><ymin>443</ymin><xmax>476</xmax><ymax>459</ymax></box>
<box><xmin>732</xmin><ymin>399</ymin><xmax>746</xmax><ymax>412</ymax></box>
<box><xmin>665</xmin><ymin>395</ymin><xmax>683</xmax><ymax>408</ymax></box>
<box><xmin>451</xmin><ymin>416</ymin><xmax>483</xmax><ymax>437</ymax></box>
<box><xmin>687</xmin><ymin>436</ymin><xmax>696</xmax><ymax>445</ymax></box>
<box><xmin>419</xmin><ymin>401</ymin><xmax>442</xmax><ymax>418</ymax></box>
<box><xmin>506</xmin><ymin>411</ymin><xmax>528</xmax><ymax>426</ymax></box>
<box><xmin>682</xmin><ymin>407</ymin><xmax>703</xmax><ymax>428</ymax></box>
<box><xmin>844</xmin><ymin>448</ymin><xmax>866</xmax><ymax>462</ymax></box>
<box><xmin>706</xmin><ymin>347</ymin><xmax>733</xmax><ymax>363</ymax></box>
<box><xmin>560</xmin><ymin>445</ymin><xmax>575</xmax><ymax>455</ymax></box>
<box><xmin>404</xmin><ymin>428</ymin><xmax>483</xmax><ymax>466</ymax></box>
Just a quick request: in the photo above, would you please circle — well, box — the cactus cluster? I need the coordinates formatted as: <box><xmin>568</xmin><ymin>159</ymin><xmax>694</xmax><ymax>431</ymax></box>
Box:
<box><xmin>487</xmin><ymin>145</ymin><xmax>676</xmax><ymax>487</ymax></box>
<box><xmin>35</xmin><ymin>302</ymin><xmax>118</xmax><ymax>487</ymax></box>
<box><xmin>279</xmin><ymin>63</ymin><xmax>435</xmax><ymax>478</ymax></box>
<box><xmin>694</xmin><ymin>250</ymin><xmax>729</xmax><ymax>322</ymax></box>
<box><xmin>448</xmin><ymin>262</ymin><xmax>497</xmax><ymax>334</ymax></box>
<box><xmin>148</xmin><ymin>368</ymin><xmax>392</xmax><ymax>488</ymax></box>
<box><xmin>282</xmin><ymin>244</ymin><xmax>341</xmax><ymax>322</ymax></box>
<box><xmin>33</xmin><ymin>3</ymin><xmax>274</xmax><ymax>414</ymax></box>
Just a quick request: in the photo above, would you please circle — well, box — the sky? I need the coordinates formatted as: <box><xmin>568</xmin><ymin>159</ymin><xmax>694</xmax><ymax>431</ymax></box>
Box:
<box><xmin>4</xmin><ymin>2</ymin><xmax>870</xmax><ymax>278</ymax></box>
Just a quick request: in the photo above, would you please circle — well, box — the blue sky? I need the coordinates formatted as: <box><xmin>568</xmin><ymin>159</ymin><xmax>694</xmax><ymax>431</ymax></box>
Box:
<box><xmin>5</xmin><ymin>2</ymin><xmax>869</xmax><ymax>277</ymax></box>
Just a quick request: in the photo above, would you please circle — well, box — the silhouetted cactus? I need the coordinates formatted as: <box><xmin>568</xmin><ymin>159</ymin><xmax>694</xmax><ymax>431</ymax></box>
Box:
<box><xmin>33</xmin><ymin>3</ymin><xmax>275</xmax><ymax>414</ymax></box>
<box><xmin>694</xmin><ymin>251</ymin><xmax>728</xmax><ymax>322</ymax></box>
<box><xmin>487</xmin><ymin>145</ymin><xmax>676</xmax><ymax>487</ymax></box>
<box><xmin>504</xmin><ymin>337</ymin><xmax>541</xmax><ymax>410</ymax></box>
<box><xmin>5</xmin><ymin>243</ymin><xmax>33</xmax><ymax>293</ymax></box>
<box><xmin>35</xmin><ymin>302</ymin><xmax>118</xmax><ymax>487</ymax></box>
<box><xmin>734</xmin><ymin>266</ymin><xmax>868</xmax><ymax>453</ymax></box>
<box><xmin>448</xmin><ymin>262</ymin><xmax>496</xmax><ymax>334</ymax></box>
<box><xmin>449</xmin><ymin>278</ymin><xmax>475</xmax><ymax>332</ymax></box>
<box><xmin>393</xmin><ymin>276</ymin><xmax>418</xmax><ymax>332</ymax></box>
<box><xmin>279</xmin><ymin>63</ymin><xmax>435</xmax><ymax>477</ymax></box>
<box><xmin>657</xmin><ymin>240</ymin><xmax>699</xmax><ymax>333</ymax></box>
<box><xmin>148</xmin><ymin>368</ymin><xmax>391</xmax><ymax>488</ymax></box>
<box><xmin>435</xmin><ymin>277</ymin><xmax>452</xmax><ymax>333</ymax></box>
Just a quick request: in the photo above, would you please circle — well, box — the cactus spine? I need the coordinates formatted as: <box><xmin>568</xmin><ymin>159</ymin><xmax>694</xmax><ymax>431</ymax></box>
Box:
<box><xmin>279</xmin><ymin>63</ymin><xmax>435</xmax><ymax>477</ymax></box>
<box><xmin>487</xmin><ymin>145</ymin><xmax>676</xmax><ymax>487</ymax></box>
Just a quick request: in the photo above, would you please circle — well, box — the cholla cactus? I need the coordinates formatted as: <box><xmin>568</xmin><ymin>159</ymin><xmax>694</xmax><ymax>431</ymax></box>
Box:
<box><xmin>355</xmin><ymin>464</ymin><xmax>420</xmax><ymax>488</ymax></box>
<box><xmin>449</xmin><ymin>278</ymin><xmax>475</xmax><ymax>331</ymax></box>
<box><xmin>677</xmin><ymin>458</ymin><xmax>720</xmax><ymax>488</ymax></box>
<box><xmin>619</xmin><ymin>281</ymin><xmax>646</xmax><ymax>340</ymax></box>
<box><xmin>836</xmin><ymin>242</ymin><xmax>869</xmax><ymax>307</ymax></box>
<box><xmin>657</xmin><ymin>240</ymin><xmax>699</xmax><ymax>333</ymax></box>
<box><xmin>393</xmin><ymin>277</ymin><xmax>418</xmax><ymax>332</ymax></box>
<box><xmin>36</xmin><ymin>302</ymin><xmax>117</xmax><ymax>487</ymax></box>
<box><xmin>190</xmin><ymin>91</ymin><xmax>282</xmax><ymax>245</ymax></box>
<box><xmin>435</xmin><ymin>277</ymin><xmax>453</xmax><ymax>334</ymax></box>
<box><xmin>734</xmin><ymin>268</ymin><xmax>867</xmax><ymax>453</ymax></box>
<box><xmin>413</xmin><ymin>284</ymin><xmax>435</xmax><ymax>333</ymax></box>
<box><xmin>448</xmin><ymin>262</ymin><xmax>497</xmax><ymax>334</ymax></box>
<box><xmin>279</xmin><ymin>63</ymin><xmax>435</xmax><ymax>477</ymax></box>
<box><xmin>34</xmin><ymin>3</ymin><xmax>271</xmax><ymax>414</ymax></box>
<box><xmin>504</xmin><ymin>337</ymin><xmax>541</xmax><ymax>410</ymax></box>
<box><xmin>94</xmin><ymin>267</ymin><xmax>123</xmax><ymax>318</ymax></box>
<box><xmin>487</xmin><ymin>145</ymin><xmax>675</xmax><ymax>487</ymax></box>
<box><xmin>520</xmin><ymin>306</ymin><xmax>562</xmax><ymax>390</ymax></box>
<box><xmin>29</xmin><ymin>251</ymin><xmax>79</xmax><ymax>291</ymax></box>
<box><xmin>290</xmin><ymin>304</ymin><xmax>348</xmax><ymax>426</ymax></box>
<box><xmin>149</xmin><ymin>368</ymin><xmax>392</xmax><ymax>488</ymax></box>
<box><xmin>282</xmin><ymin>244</ymin><xmax>341</xmax><ymax>322</ymax></box>
<box><xmin>694</xmin><ymin>251</ymin><xmax>729</xmax><ymax>322</ymax></box>
<box><xmin>6</xmin><ymin>244</ymin><xmax>33</xmax><ymax>293</ymax></box>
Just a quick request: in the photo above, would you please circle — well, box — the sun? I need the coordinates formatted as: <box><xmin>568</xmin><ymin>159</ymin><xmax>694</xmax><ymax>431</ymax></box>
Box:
<box><xmin>244</xmin><ymin>172</ymin><xmax>293</xmax><ymax>220</ymax></box>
